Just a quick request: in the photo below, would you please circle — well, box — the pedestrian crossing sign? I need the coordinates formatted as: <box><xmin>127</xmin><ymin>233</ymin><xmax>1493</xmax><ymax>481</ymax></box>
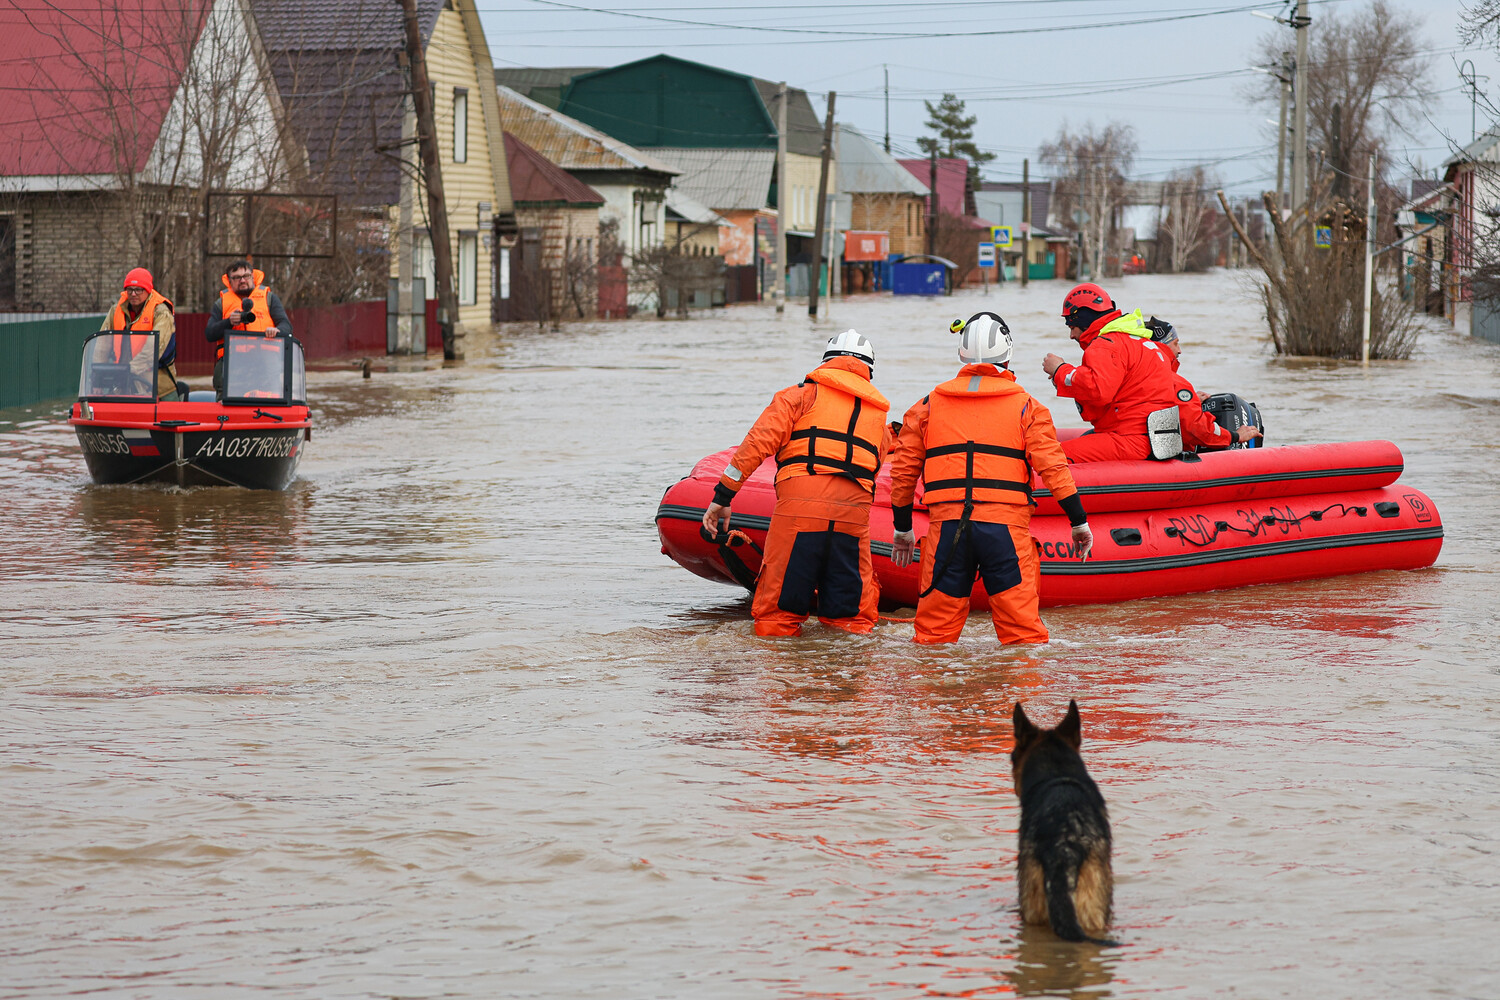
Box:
<box><xmin>991</xmin><ymin>225</ymin><xmax>1013</xmax><ymax>248</ymax></box>
<box><xmin>1315</xmin><ymin>226</ymin><xmax>1332</xmax><ymax>249</ymax></box>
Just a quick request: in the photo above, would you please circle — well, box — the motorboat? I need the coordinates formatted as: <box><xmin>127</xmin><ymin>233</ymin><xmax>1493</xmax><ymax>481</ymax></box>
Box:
<box><xmin>69</xmin><ymin>330</ymin><xmax>311</xmax><ymax>490</ymax></box>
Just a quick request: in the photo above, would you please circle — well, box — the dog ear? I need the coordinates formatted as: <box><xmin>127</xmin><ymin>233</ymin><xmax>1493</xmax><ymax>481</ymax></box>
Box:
<box><xmin>1012</xmin><ymin>702</ymin><xmax>1037</xmax><ymax>748</ymax></box>
<box><xmin>1057</xmin><ymin>699</ymin><xmax>1082</xmax><ymax>748</ymax></box>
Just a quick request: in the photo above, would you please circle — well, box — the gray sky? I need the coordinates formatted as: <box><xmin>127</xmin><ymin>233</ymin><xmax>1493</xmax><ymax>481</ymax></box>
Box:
<box><xmin>477</xmin><ymin>0</ymin><xmax>1499</xmax><ymax>193</ymax></box>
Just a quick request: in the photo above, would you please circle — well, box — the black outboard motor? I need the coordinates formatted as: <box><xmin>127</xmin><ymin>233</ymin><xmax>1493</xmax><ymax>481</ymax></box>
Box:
<box><xmin>1200</xmin><ymin>392</ymin><xmax>1264</xmax><ymax>449</ymax></box>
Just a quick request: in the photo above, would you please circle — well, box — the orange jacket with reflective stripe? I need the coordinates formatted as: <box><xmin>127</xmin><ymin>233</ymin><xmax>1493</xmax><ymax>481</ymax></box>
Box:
<box><xmin>773</xmin><ymin>364</ymin><xmax>890</xmax><ymax>492</ymax></box>
<box><xmin>107</xmin><ymin>290</ymin><xmax>173</xmax><ymax>361</ymax></box>
<box><xmin>890</xmin><ymin>365</ymin><xmax>1078</xmax><ymax>526</ymax></box>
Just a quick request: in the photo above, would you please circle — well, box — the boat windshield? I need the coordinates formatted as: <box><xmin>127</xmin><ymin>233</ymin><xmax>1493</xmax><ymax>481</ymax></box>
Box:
<box><xmin>78</xmin><ymin>331</ymin><xmax>160</xmax><ymax>401</ymax></box>
<box><xmin>222</xmin><ymin>333</ymin><xmax>307</xmax><ymax>406</ymax></box>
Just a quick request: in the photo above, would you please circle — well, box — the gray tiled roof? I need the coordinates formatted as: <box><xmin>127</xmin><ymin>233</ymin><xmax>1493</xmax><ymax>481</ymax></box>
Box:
<box><xmin>251</xmin><ymin>0</ymin><xmax>443</xmax><ymax>205</ymax></box>
<box><xmin>650</xmin><ymin>148</ymin><xmax>775</xmax><ymax>211</ymax></box>
<box><xmin>750</xmin><ymin>80</ymin><xmax>823</xmax><ymax>157</ymax></box>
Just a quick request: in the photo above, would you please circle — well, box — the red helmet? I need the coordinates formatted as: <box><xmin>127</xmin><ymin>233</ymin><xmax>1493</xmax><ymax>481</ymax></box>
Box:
<box><xmin>1061</xmin><ymin>282</ymin><xmax>1111</xmax><ymax>318</ymax></box>
<box><xmin>123</xmin><ymin>267</ymin><xmax>154</xmax><ymax>294</ymax></box>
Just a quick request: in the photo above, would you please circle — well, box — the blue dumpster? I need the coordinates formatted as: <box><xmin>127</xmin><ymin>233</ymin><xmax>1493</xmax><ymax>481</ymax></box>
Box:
<box><xmin>891</xmin><ymin>262</ymin><xmax>946</xmax><ymax>295</ymax></box>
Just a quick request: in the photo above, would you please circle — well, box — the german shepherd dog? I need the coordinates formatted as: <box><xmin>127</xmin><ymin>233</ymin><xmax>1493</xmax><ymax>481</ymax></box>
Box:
<box><xmin>1011</xmin><ymin>700</ymin><xmax>1115</xmax><ymax>944</ymax></box>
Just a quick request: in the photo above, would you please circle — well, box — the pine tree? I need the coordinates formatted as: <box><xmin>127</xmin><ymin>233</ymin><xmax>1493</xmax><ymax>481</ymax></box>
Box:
<box><xmin>916</xmin><ymin>93</ymin><xmax>995</xmax><ymax>165</ymax></box>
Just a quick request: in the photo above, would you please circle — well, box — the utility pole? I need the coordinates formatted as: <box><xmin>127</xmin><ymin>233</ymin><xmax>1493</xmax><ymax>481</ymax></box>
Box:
<box><xmin>883</xmin><ymin>65</ymin><xmax>890</xmax><ymax>153</ymax></box>
<box><xmin>809</xmin><ymin>91</ymin><xmax>836</xmax><ymax>319</ymax></box>
<box><xmin>1276</xmin><ymin>52</ymin><xmax>1290</xmax><ymax>211</ymax></box>
<box><xmin>928</xmin><ymin>148</ymin><xmax>938</xmax><ymax>257</ymax></box>
<box><xmin>1021</xmin><ymin>157</ymin><xmax>1031</xmax><ymax>288</ymax></box>
<box><xmin>1362</xmin><ymin>153</ymin><xmax>1377</xmax><ymax>365</ymax></box>
<box><xmin>400</xmin><ymin>0</ymin><xmax>460</xmax><ymax>360</ymax></box>
<box><xmin>1291</xmin><ymin>0</ymin><xmax>1310</xmax><ymax>212</ymax></box>
<box><xmin>775</xmin><ymin>81</ymin><xmax>787</xmax><ymax>315</ymax></box>
<box><xmin>1330</xmin><ymin>102</ymin><xmax>1345</xmax><ymax>200</ymax></box>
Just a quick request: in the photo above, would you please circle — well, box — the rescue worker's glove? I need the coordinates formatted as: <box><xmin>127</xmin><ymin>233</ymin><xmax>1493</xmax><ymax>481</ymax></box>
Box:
<box><xmin>891</xmin><ymin>529</ymin><xmax>916</xmax><ymax>568</ymax></box>
<box><xmin>1071</xmin><ymin>522</ymin><xmax>1094</xmax><ymax>562</ymax></box>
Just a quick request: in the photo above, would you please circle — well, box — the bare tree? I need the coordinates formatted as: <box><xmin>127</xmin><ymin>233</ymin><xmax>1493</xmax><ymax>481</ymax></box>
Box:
<box><xmin>1221</xmin><ymin>184</ymin><xmax>1420</xmax><ymax>359</ymax></box>
<box><xmin>1249</xmin><ymin>0</ymin><xmax>1434</xmax><ymax>184</ymax></box>
<box><xmin>1039</xmin><ymin>123</ymin><xmax>1137</xmax><ymax>281</ymax></box>
<box><xmin>1158</xmin><ymin>166</ymin><xmax>1218</xmax><ymax>273</ymax></box>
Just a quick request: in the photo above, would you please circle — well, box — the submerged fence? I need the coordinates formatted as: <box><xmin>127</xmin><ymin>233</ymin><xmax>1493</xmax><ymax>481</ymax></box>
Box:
<box><xmin>0</xmin><ymin>316</ymin><xmax>100</xmax><ymax>409</ymax></box>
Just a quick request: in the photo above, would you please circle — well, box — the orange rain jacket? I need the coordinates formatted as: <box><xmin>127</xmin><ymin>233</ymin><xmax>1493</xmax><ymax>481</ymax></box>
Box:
<box><xmin>1048</xmin><ymin>309</ymin><xmax>1177</xmax><ymax>437</ymax></box>
<box><xmin>1167</xmin><ymin>355</ymin><xmax>1235</xmax><ymax>451</ymax></box>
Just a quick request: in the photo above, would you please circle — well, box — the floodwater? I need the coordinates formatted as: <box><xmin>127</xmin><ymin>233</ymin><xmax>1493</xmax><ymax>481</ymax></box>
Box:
<box><xmin>2</xmin><ymin>270</ymin><xmax>1498</xmax><ymax>999</ymax></box>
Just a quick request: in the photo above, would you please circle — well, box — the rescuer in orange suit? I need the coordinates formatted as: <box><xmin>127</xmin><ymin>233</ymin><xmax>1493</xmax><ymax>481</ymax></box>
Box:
<box><xmin>96</xmin><ymin>267</ymin><xmax>178</xmax><ymax>399</ymax></box>
<box><xmin>1040</xmin><ymin>282</ymin><xmax>1179</xmax><ymax>463</ymax></box>
<box><xmin>889</xmin><ymin>313</ymin><xmax>1093</xmax><ymax>645</ymax></box>
<box><xmin>206</xmin><ymin>259</ymin><xmax>293</xmax><ymax>393</ymax></box>
<box><xmin>1142</xmin><ymin>317</ymin><xmax>1261</xmax><ymax>451</ymax></box>
<box><xmin>702</xmin><ymin>331</ymin><xmax>893</xmax><ymax>636</ymax></box>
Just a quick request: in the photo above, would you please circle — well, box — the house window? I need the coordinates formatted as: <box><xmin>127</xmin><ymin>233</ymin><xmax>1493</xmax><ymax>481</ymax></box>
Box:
<box><xmin>453</xmin><ymin>88</ymin><xmax>468</xmax><ymax>163</ymax></box>
<box><xmin>458</xmin><ymin>231</ymin><xmax>478</xmax><ymax>305</ymax></box>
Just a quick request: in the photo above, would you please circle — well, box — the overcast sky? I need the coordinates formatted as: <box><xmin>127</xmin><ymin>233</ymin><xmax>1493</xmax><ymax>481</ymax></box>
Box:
<box><xmin>476</xmin><ymin>0</ymin><xmax>1500</xmax><ymax>193</ymax></box>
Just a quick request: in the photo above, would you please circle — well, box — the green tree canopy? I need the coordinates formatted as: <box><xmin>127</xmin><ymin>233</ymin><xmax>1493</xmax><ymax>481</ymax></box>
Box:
<box><xmin>917</xmin><ymin>93</ymin><xmax>994</xmax><ymax>165</ymax></box>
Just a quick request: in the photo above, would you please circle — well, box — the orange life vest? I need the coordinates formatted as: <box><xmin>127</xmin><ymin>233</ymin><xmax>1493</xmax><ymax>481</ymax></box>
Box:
<box><xmin>922</xmin><ymin>370</ymin><xmax>1032</xmax><ymax>506</ymax></box>
<box><xmin>774</xmin><ymin>366</ymin><xmax>890</xmax><ymax>493</ymax></box>
<box><xmin>217</xmin><ymin>270</ymin><xmax>275</xmax><ymax>362</ymax></box>
<box><xmin>107</xmin><ymin>290</ymin><xmax>173</xmax><ymax>362</ymax></box>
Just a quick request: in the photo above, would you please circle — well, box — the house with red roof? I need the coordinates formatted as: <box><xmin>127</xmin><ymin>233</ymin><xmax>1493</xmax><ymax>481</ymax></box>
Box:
<box><xmin>0</xmin><ymin>0</ymin><xmax>296</xmax><ymax>312</ymax></box>
<box><xmin>897</xmin><ymin>156</ymin><xmax>997</xmax><ymax>286</ymax></box>
<box><xmin>500</xmin><ymin>132</ymin><xmax>607</xmax><ymax>321</ymax></box>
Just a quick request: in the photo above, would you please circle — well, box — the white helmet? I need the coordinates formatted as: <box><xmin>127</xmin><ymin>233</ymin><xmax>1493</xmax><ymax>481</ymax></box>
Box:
<box><xmin>952</xmin><ymin>312</ymin><xmax>1013</xmax><ymax>366</ymax></box>
<box><xmin>824</xmin><ymin>329</ymin><xmax>875</xmax><ymax>369</ymax></box>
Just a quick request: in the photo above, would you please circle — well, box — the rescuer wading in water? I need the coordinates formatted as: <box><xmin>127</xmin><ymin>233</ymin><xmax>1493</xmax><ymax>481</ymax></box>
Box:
<box><xmin>890</xmin><ymin>313</ymin><xmax>1092</xmax><ymax>644</ymax></box>
<box><xmin>702</xmin><ymin>331</ymin><xmax>894</xmax><ymax>636</ymax></box>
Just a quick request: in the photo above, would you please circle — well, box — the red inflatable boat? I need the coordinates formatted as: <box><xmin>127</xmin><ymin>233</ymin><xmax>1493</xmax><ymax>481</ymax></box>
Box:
<box><xmin>655</xmin><ymin>439</ymin><xmax>1444</xmax><ymax>608</ymax></box>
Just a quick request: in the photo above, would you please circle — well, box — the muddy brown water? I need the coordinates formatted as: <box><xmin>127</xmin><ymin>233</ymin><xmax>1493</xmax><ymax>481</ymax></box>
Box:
<box><xmin>2</xmin><ymin>272</ymin><xmax>1498</xmax><ymax>998</ymax></box>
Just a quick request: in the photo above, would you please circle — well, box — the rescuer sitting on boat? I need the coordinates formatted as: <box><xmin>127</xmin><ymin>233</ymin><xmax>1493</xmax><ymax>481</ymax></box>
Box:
<box><xmin>95</xmin><ymin>267</ymin><xmax>179</xmax><ymax>400</ymax></box>
<box><xmin>1141</xmin><ymin>316</ymin><xmax>1262</xmax><ymax>452</ymax></box>
<box><xmin>701</xmin><ymin>331</ymin><xmax>893</xmax><ymax>637</ymax></box>
<box><xmin>889</xmin><ymin>313</ymin><xmax>1091</xmax><ymax>644</ymax></box>
<box><xmin>206</xmin><ymin>260</ymin><xmax>293</xmax><ymax>394</ymax></box>
<box><xmin>1041</xmin><ymin>282</ymin><xmax>1179</xmax><ymax>463</ymax></box>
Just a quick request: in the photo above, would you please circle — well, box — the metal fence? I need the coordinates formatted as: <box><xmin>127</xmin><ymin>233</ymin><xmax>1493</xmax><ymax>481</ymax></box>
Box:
<box><xmin>1473</xmin><ymin>297</ymin><xmax>1500</xmax><ymax>344</ymax></box>
<box><xmin>0</xmin><ymin>316</ymin><xmax>100</xmax><ymax>409</ymax></box>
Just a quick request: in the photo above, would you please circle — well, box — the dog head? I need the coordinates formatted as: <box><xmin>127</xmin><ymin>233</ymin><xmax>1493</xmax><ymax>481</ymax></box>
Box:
<box><xmin>1011</xmin><ymin>699</ymin><xmax>1083</xmax><ymax>793</ymax></box>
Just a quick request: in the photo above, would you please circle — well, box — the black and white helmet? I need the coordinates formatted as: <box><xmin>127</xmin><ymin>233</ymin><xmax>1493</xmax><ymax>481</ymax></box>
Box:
<box><xmin>952</xmin><ymin>312</ymin><xmax>1013</xmax><ymax>366</ymax></box>
<box><xmin>824</xmin><ymin>329</ymin><xmax>875</xmax><ymax>369</ymax></box>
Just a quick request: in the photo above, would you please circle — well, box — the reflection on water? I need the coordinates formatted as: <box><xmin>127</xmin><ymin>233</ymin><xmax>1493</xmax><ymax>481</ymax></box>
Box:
<box><xmin>1007</xmin><ymin>926</ymin><xmax>1117</xmax><ymax>998</ymax></box>
<box><xmin>2</xmin><ymin>274</ymin><xmax>1499</xmax><ymax>997</ymax></box>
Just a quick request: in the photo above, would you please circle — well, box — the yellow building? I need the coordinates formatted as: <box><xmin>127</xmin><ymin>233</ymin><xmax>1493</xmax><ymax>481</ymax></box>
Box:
<box><xmin>394</xmin><ymin>0</ymin><xmax>513</xmax><ymax>351</ymax></box>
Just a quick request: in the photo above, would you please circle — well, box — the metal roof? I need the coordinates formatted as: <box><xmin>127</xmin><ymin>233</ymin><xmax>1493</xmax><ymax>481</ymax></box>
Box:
<box><xmin>834</xmin><ymin>124</ymin><xmax>927</xmax><ymax>196</ymax></box>
<box><xmin>650</xmin><ymin>148</ymin><xmax>774</xmax><ymax>211</ymax></box>
<box><xmin>749</xmin><ymin>79</ymin><xmax>822</xmax><ymax>157</ymax></box>
<box><xmin>0</xmin><ymin>0</ymin><xmax>214</xmax><ymax>177</ymax></box>
<box><xmin>504</xmin><ymin>132</ymin><xmax>605</xmax><ymax>207</ymax></box>
<box><xmin>496</xmin><ymin>85</ymin><xmax>678</xmax><ymax>176</ymax></box>
<box><xmin>665</xmin><ymin>188</ymin><xmax>730</xmax><ymax>226</ymax></box>
<box><xmin>1444</xmin><ymin>125</ymin><xmax>1500</xmax><ymax>168</ymax></box>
